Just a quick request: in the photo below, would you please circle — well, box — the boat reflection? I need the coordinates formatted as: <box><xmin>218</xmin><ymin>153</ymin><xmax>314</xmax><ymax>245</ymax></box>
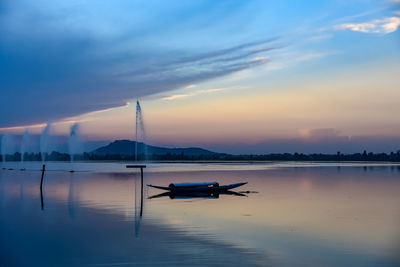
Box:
<box><xmin>148</xmin><ymin>190</ymin><xmax>248</xmax><ymax>199</ymax></box>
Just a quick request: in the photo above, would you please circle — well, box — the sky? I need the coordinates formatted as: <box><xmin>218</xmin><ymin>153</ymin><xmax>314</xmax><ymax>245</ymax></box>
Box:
<box><xmin>1</xmin><ymin>0</ymin><xmax>400</xmax><ymax>154</ymax></box>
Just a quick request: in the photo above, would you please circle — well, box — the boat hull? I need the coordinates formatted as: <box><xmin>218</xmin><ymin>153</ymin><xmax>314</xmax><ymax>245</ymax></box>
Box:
<box><xmin>147</xmin><ymin>182</ymin><xmax>247</xmax><ymax>192</ymax></box>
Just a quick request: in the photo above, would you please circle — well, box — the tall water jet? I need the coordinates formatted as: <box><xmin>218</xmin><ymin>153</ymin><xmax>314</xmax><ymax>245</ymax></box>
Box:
<box><xmin>40</xmin><ymin>123</ymin><xmax>52</xmax><ymax>164</ymax></box>
<box><xmin>20</xmin><ymin>130</ymin><xmax>30</xmax><ymax>170</ymax></box>
<box><xmin>1</xmin><ymin>134</ymin><xmax>16</xmax><ymax>170</ymax></box>
<box><xmin>1</xmin><ymin>134</ymin><xmax>9</xmax><ymax>169</ymax></box>
<box><xmin>135</xmin><ymin>100</ymin><xmax>146</xmax><ymax>161</ymax></box>
<box><xmin>68</xmin><ymin>123</ymin><xmax>81</xmax><ymax>172</ymax></box>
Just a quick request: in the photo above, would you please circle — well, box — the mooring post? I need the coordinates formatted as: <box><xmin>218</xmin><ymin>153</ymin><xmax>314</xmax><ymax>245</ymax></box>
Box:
<box><xmin>140</xmin><ymin>167</ymin><xmax>144</xmax><ymax>217</ymax></box>
<box><xmin>40</xmin><ymin>164</ymin><xmax>46</xmax><ymax>210</ymax></box>
<box><xmin>40</xmin><ymin>164</ymin><xmax>45</xmax><ymax>188</ymax></box>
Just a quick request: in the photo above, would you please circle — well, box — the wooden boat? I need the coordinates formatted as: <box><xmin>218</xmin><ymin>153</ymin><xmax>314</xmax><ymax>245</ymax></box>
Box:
<box><xmin>147</xmin><ymin>182</ymin><xmax>247</xmax><ymax>192</ymax></box>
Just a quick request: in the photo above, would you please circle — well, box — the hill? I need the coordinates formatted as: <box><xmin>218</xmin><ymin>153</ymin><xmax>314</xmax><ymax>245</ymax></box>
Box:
<box><xmin>92</xmin><ymin>140</ymin><xmax>219</xmax><ymax>157</ymax></box>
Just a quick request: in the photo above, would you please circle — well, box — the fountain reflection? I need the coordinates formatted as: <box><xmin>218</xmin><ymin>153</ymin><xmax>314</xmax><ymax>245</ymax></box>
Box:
<box><xmin>68</xmin><ymin>173</ymin><xmax>77</xmax><ymax>219</ymax></box>
<box><xmin>134</xmin><ymin>175</ymin><xmax>142</xmax><ymax>237</ymax></box>
<box><xmin>0</xmin><ymin>170</ymin><xmax>4</xmax><ymax>204</ymax></box>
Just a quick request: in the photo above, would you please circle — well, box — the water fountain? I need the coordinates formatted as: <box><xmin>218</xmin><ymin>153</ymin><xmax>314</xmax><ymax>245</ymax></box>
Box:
<box><xmin>40</xmin><ymin>123</ymin><xmax>51</xmax><ymax>164</ymax></box>
<box><xmin>127</xmin><ymin>100</ymin><xmax>147</xmax><ymax>236</ymax></box>
<box><xmin>1</xmin><ymin>134</ymin><xmax>10</xmax><ymax>170</ymax></box>
<box><xmin>20</xmin><ymin>129</ymin><xmax>30</xmax><ymax>170</ymax></box>
<box><xmin>1</xmin><ymin>135</ymin><xmax>5</xmax><ymax>169</ymax></box>
<box><xmin>68</xmin><ymin>123</ymin><xmax>81</xmax><ymax>172</ymax></box>
<box><xmin>135</xmin><ymin>100</ymin><xmax>146</xmax><ymax>161</ymax></box>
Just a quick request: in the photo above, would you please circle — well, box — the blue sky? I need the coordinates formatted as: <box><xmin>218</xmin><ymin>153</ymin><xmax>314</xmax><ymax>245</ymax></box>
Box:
<box><xmin>1</xmin><ymin>0</ymin><xmax>399</xmax><ymax>153</ymax></box>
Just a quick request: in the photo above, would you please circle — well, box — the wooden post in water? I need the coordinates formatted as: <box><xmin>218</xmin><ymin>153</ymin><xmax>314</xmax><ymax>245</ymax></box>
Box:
<box><xmin>140</xmin><ymin>167</ymin><xmax>144</xmax><ymax>217</ymax></box>
<box><xmin>40</xmin><ymin>164</ymin><xmax>45</xmax><ymax>210</ymax></box>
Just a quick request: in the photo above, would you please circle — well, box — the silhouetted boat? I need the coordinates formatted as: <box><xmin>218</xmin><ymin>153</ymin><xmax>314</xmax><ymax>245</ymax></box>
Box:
<box><xmin>147</xmin><ymin>182</ymin><xmax>247</xmax><ymax>192</ymax></box>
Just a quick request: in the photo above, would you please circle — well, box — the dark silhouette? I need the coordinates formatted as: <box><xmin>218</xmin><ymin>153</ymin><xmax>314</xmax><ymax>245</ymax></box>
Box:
<box><xmin>40</xmin><ymin>164</ymin><xmax>45</xmax><ymax>210</ymax></box>
<box><xmin>1</xmin><ymin>144</ymin><xmax>400</xmax><ymax>163</ymax></box>
<box><xmin>94</xmin><ymin>140</ymin><xmax>216</xmax><ymax>157</ymax></box>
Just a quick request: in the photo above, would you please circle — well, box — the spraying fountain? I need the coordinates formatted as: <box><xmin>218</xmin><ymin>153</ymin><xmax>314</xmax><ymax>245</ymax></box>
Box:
<box><xmin>127</xmin><ymin>100</ymin><xmax>147</xmax><ymax>232</ymax></box>
<box><xmin>68</xmin><ymin>123</ymin><xmax>80</xmax><ymax>172</ymax></box>
<box><xmin>135</xmin><ymin>100</ymin><xmax>146</xmax><ymax>161</ymax></box>
<box><xmin>1</xmin><ymin>134</ymin><xmax>13</xmax><ymax>170</ymax></box>
<box><xmin>20</xmin><ymin>129</ymin><xmax>30</xmax><ymax>170</ymax></box>
<box><xmin>40</xmin><ymin>123</ymin><xmax>51</xmax><ymax>164</ymax></box>
<box><xmin>1</xmin><ymin>134</ymin><xmax>7</xmax><ymax>170</ymax></box>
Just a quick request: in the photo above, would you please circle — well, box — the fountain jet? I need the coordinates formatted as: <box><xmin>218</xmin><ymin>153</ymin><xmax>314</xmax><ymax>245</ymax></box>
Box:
<box><xmin>40</xmin><ymin>123</ymin><xmax>52</xmax><ymax>164</ymax></box>
<box><xmin>68</xmin><ymin>123</ymin><xmax>81</xmax><ymax>172</ymax></box>
<box><xmin>135</xmin><ymin>100</ymin><xmax>146</xmax><ymax>161</ymax></box>
<box><xmin>20</xmin><ymin>129</ymin><xmax>30</xmax><ymax>170</ymax></box>
<box><xmin>1</xmin><ymin>134</ymin><xmax>10</xmax><ymax>169</ymax></box>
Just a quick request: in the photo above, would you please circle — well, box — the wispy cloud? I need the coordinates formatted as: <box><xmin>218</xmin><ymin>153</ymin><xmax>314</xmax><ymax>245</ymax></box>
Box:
<box><xmin>195</xmin><ymin>88</ymin><xmax>225</xmax><ymax>94</ymax></box>
<box><xmin>162</xmin><ymin>94</ymin><xmax>190</xmax><ymax>101</ymax></box>
<box><xmin>335</xmin><ymin>16</ymin><xmax>400</xmax><ymax>34</ymax></box>
<box><xmin>264</xmin><ymin>51</ymin><xmax>328</xmax><ymax>72</ymax></box>
<box><xmin>162</xmin><ymin>88</ymin><xmax>225</xmax><ymax>101</ymax></box>
<box><xmin>0</xmin><ymin>123</ymin><xmax>47</xmax><ymax>133</ymax></box>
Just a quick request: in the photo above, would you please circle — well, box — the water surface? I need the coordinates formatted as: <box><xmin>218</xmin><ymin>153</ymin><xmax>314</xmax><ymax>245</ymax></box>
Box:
<box><xmin>1</xmin><ymin>162</ymin><xmax>400</xmax><ymax>266</ymax></box>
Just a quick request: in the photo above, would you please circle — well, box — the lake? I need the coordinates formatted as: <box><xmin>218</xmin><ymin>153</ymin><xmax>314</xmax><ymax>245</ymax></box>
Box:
<box><xmin>1</xmin><ymin>162</ymin><xmax>400</xmax><ymax>266</ymax></box>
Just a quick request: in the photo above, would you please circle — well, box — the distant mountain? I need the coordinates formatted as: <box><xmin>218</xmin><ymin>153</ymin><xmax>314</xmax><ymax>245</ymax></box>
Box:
<box><xmin>92</xmin><ymin>140</ymin><xmax>219</xmax><ymax>157</ymax></box>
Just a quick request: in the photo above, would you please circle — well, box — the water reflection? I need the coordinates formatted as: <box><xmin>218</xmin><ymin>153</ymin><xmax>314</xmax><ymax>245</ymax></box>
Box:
<box><xmin>0</xmin><ymin>170</ymin><xmax>4</xmax><ymax>206</ymax></box>
<box><xmin>149</xmin><ymin>190</ymin><xmax>248</xmax><ymax>199</ymax></box>
<box><xmin>40</xmin><ymin>180</ymin><xmax>44</xmax><ymax>211</ymax></box>
<box><xmin>134</xmin><ymin>175</ymin><xmax>142</xmax><ymax>237</ymax></box>
<box><xmin>68</xmin><ymin>173</ymin><xmax>76</xmax><ymax>219</ymax></box>
<box><xmin>1</xmin><ymin>164</ymin><xmax>400</xmax><ymax>266</ymax></box>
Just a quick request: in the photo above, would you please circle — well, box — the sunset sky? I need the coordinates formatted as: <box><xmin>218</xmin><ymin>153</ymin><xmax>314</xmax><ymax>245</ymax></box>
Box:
<box><xmin>1</xmin><ymin>0</ymin><xmax>400</xmax><ymax>153</ymax></box>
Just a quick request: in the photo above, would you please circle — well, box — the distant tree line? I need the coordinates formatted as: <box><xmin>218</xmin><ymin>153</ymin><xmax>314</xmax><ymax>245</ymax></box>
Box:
<box><xmin>1</xmin><ymin>150</ymin><xmax>400</xmax><ymax>162</ymax></box>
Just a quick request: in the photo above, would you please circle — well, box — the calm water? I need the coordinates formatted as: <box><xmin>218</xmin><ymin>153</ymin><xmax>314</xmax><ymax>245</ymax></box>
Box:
<box><xmin>1</xmin><ymin>162</ymin><xmax>400</xmax><ymax>266</ymax></box>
